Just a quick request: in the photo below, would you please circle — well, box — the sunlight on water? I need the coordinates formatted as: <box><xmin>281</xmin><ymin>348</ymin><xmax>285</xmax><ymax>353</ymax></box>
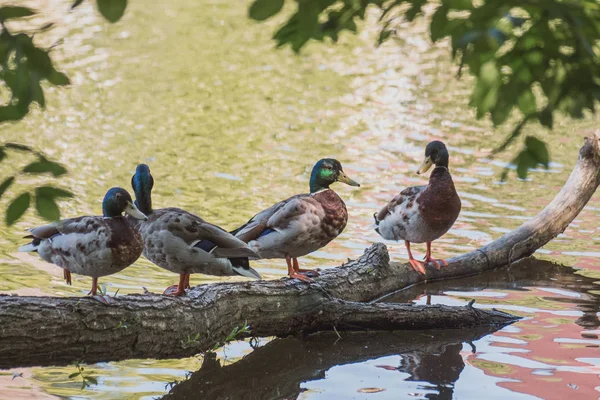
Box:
<box><xmin>1</xmin><ymin>0</ymin><xmax>600</xmax><ymax>399</ymax></box>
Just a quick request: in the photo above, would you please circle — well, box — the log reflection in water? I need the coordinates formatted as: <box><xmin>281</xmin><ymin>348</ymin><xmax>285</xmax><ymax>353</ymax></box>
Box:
<box><xmin>381</xmin><ymin>258</ymin><xmax>600</xmax><ymax>330</ymax></box>
<box><xmin>163</xmin><ymin>325</ymin><xmax>507</xmax><ymax>400</ymax></box>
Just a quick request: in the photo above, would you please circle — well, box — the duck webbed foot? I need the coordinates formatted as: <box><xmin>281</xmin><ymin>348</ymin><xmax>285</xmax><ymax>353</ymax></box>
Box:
<box><xmin>405</xmin><ymin>241</ymin><xmax>426</xmax><ymax>275</ymax></box>
<box><xmin>424</xmin><ymin>242</ymin><xmax>448</xmax><ymax>270</ymax></box>
<box><xmin>292</xmin><ymin>257</ymin><xmax>320</xmax><ymax>277</ymax></box>
<box><xmin>164</xmin><ymin>273</ymin><xmax>187</xmax><ymax>296</ymax></box>
<box><xmin>286</xmin><ymin>255</ymin><xmax>313</xmax><ymax>283</ymax></box>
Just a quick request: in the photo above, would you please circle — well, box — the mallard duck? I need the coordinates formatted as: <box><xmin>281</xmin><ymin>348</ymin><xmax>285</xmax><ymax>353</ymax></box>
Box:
<box><xmin>231</xmin><ymin>158</ymin><xmax>360</xmax><ymax>282</ymax></box>
<box><xmin>374</xmin><ymin>141</ymin><xmax>461</xmax><ymax>274</ymax></box>
<box><xmin>18</xmin><ymin>187</ymin><xmax>147</xmax><ymax>296</ymax></box>
<box><xmin>129</xmin><ymin>164</ymin><xmax>261</xmax><ymax>296</ymax></box>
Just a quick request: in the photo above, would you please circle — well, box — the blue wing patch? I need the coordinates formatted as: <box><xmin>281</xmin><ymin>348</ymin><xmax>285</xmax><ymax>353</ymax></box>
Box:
<box><xmin>258</xmin><ymin>228</ymin><xmax>275</xmax><ymax>238</ymax></box>
<box><xmin>195</xmin><ymin>239</ymin><xmax>217</xmax><ymax>253</ymax></box>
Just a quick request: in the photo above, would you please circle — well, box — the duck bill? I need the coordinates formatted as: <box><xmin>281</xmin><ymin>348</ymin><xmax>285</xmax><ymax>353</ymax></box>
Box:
<box><xmin>417</xmin><ymin>156</ymin><xmax>434</xmax><ymax>175</ymax></box>
<box><xmin>125</xmin><ymin>202</ymin><xmax>148</xmax><ymax>220</ymax></box>
<box><xmin>337</xmin><ymin>171</ymin><xmax>360</xmax><ymax>187</ymax></box>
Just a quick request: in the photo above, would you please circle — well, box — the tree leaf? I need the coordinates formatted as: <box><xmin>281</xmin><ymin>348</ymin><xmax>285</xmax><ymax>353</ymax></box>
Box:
<box><xmin>35</xmin><ymin>194</ymin><xmax>60</xmax><ymax>221</ymax></box>
<box><xmin>97</xmin><ymin>0</ymin><xmax>127</xmax><ymax>23</ymax></box>
<box><xmin>430</xmin><ymin>5</ymin><xmax>449</xmax><ymax>42</ymax></box>
<box><xmin>47</xmin><ymin>70</ymin><xmax>70</xmax><ymax>86</ymax></box>
<box><xmin>71</xmin><ymin>0</ymin><xmax>85</xmax><ymax>10</ymax></box>
<box><xmin>525</xmin><ymin>136</ymin><xmax>549</xmax><ymax>168</ymax></box>
<box><xmin>517</xmin><ymin>88</ymin><xmax>537</xmax><ymax>116</ymax></box>
<box><xmin>85</xmin><ymin>376</ymin><xmax>98</xmax><ymax>385</ymax></box>
<box><xmin>23</xmin><ymin>158</ymin><xmax>67</xmax><ymax>177</ymax></box>
<box><xmin>36</xmin><ymin>186</ymin><xmax>73</xmax><ymax>199</ymax></box>
<box><xmin>249</xmin><ymin>0</ymin><xmax>284</xmax><ymax>21</ymax></box>
<box><xmin>68</xmin><ymin>372</ymin><xmax>81</xmax><ymax>379</ymax></box>
<box><xmin>0</xmin><ymin>177</ymin><xmax>15</xmax><ymax>198</ymax></box>
<box><xmin>6</xmin><ymin>192</ymin><xmax>31</xmax><ymax>225</ymax></box>
<box><xmin>0</xmin><ymin>6</ymin><xmax>35</xmax><ymax>21</ymax></box>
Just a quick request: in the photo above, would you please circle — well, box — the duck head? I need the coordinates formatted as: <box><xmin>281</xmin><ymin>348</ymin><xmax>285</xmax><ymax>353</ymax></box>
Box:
<box><xmin>417</xmin><ymin>141</ymin><xmax>449</xmax><ymax>174</ymax></box>
<box><xmin>102</xmin><ymin>187</ymin><xmax>147</xmax><ymax>220</ymax></box>
<box><xmin>309</xmin><ymin>158</ymin><xmax>360</xmax><ymax>193</ymax></box>
<box><xmin>131</xmin><ymin>164</ymin><xmax>154</xmax><ymax>215</ymax></box>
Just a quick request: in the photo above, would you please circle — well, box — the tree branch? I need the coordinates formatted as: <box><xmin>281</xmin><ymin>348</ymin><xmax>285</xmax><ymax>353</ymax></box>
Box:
<box><xmin>0</xmin><ymin>133</ymin><xmax>599</xmax><ymax>369</ymax></box>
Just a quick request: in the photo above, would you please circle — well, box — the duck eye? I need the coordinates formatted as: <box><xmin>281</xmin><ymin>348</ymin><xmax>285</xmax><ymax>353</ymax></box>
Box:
<box><xmin>115</xmin><ymin>193</ymin><xmax>121</xmax><ymax>199</ymax></box>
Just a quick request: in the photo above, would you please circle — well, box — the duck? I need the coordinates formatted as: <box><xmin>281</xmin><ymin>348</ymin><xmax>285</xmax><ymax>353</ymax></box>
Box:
<box><xmin>18</xmin><ymin>187</ymin><xmax>147</xmax><ymax>298</ymax></box>
<box><xmin>374</xmin><ymin>141</ymin><xmax>461</xmax><ymax>274</ymax></box>
<box><xmin>230</xmin><ymin>158</ymin><xmax>360</xmax><ymax>282</ymax></box>
<box><xmin>129</xmin><ymin>164</ymin><xmax>261</xmax><ymax>296</ymax></box>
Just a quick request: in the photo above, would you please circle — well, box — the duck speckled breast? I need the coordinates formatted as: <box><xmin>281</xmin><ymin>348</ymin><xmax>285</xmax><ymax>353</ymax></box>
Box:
<box><xmin>106</xmin><ymin>217</ymin><xmax>144</xmax><ymax>268</ymax></box>
<box><xmin>312</xmin><ymin>189</ymin><xmax>348</xmax><ymax>244</ymax></box>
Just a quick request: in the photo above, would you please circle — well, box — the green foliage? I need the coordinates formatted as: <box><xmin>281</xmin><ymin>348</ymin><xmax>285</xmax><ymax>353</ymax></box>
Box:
<box><xmin>0</xmin><ymin>1</ymin><xmax>129</xmax><ymax>225</ymax></box>
<box><xmin>249</xmin><ymin>0</ymin><xmax>600</xmax><ymax>177</ymax></box>
<box><xmin>68</xmin><ymin>362</ymin><xmax>98</xmax><ymax>390</ymax></box>
<box><xmin>249</xmin><ymin>0</ymin><xmax>285</xmax><ymax>21</ymax></box>
<box><xmin>0</xmin><ymin>1</ymin><xmax>127</xmax><ymax>124</ymax></box>
<box><xmin>97</xmin><ymin>0</ymin><xmax>128</xmax><ymax>23</ymax></box>
<box><xmin>501</xmin><ymin>135</ymin><xmax>550</xmax><ymax>180</ymax></box>
<box><xmin>6</xmin><ymin>192</ymin><xmax>30</xmax><ymax>225</ymax></box>
<box><xmin>0</xmin><ymin>143</ymin><xmax>72</xmax><ymax>225</ymax></box>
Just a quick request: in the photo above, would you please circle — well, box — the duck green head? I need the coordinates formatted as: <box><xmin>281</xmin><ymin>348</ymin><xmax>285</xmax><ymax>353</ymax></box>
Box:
<box><xmin>417</xmin><ymin>141</ymin><xmax>450</xmax><ymax>174</ymax></box>
<box><xmin>309</xmin><ymin>158</ymin><xmax>360</xmax><ymax>193</ymax></box>
<box><xmin>102</xmin><ymin>187</ymin><xmax>147</xmax><ymax>219</ymax></box>
<box><xmin>131</xmin><ymin>164</ymin><xmax>154</xmax><ymax>215</ymax></box>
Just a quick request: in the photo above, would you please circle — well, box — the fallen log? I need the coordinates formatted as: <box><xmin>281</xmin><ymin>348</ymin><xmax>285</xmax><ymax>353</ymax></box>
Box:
<box><xmin>0</xmin><ymin>133</ymin><xmax>598</xmax><ymax>368</ymax></box>
<box><xmin>162</xmin><ymin>325</ymin><xmax>503</xmax><ymax>400</ymax></box>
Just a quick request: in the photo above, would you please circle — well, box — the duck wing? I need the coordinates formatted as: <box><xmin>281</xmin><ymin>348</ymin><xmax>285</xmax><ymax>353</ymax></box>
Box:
<box><xmin>375</xmin><ymin>186</ymin><xmax>426</xmax><ymax>222</ymax></box>
<box><xmin>19</xmin><ymin>216</ymin><xmax>103</xmax><ymax>251</ymax></box>
<box><xmin>230</xmin><ymin>194</ymin><xmax>310</xmax><ymax>242</ymax></box>
<box><xmin>157</xmin><ymin>208</ymin><xmax>258</xmax><ymax>259</ymax></box>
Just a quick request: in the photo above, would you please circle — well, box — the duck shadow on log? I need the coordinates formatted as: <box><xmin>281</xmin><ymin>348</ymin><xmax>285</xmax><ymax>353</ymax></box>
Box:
<box><xmin>162</xmin><ymin>325</ymin><xmax>505</xmax><ymax>400</ymax></box>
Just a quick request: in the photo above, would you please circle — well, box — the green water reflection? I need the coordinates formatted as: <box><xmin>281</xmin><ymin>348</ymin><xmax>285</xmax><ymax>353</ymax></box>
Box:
<box><xmin>1</xmin><ymin>0</ymin><xmax>600</xmax><ymax>399</ymax></box>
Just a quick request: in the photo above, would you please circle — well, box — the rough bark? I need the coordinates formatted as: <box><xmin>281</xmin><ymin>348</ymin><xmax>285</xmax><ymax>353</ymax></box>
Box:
<box><xmin>162</xmin><ymin>326</ymin><xmax>502</xmax><ymax>400</ymax></box>
<box><xmin>0</xmin><ymin>133</ymin><xmax>599</xmax><ymax>369</ymax></box>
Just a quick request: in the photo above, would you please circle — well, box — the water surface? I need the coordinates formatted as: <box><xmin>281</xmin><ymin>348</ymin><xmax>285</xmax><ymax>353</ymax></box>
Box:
<box><xmin>1</xmin><ymin>0</ymin><xmax>599</xmax><ymax>399</ymax></box>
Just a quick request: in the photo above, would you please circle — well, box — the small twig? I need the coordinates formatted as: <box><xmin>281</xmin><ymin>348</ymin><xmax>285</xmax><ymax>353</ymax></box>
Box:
<box><xmin>333</xmin><ymin>325</ymin><xmax>342</xmax><ymax>340</ymax></box>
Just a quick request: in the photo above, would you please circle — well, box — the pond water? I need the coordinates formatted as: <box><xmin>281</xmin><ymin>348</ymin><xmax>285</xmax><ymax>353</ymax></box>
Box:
<box><xmin>1</xmin><ymin>0</ymin><xmax>599</xmax><ymax>399</ymax></box>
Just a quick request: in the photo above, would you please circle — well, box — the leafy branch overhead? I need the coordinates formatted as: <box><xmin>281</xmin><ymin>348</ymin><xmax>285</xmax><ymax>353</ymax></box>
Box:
<box><xmin>0</xmin><ymin>0</ymin><xmax>127</xmax><ymax>225</ymax></box>
<box><xmin>0</xmin><ymin>143</ymin><xmax>72</xmax><ymax>225</ymax></box>
<box><xmin>0</xmin><ymin>1</ymin><xmax>127</xmax><ymax>123</ymax></box>
<box><xmin>249</xmin><ymin>0</ymin><xmax>600</xmax><ymax>179</ymax></box>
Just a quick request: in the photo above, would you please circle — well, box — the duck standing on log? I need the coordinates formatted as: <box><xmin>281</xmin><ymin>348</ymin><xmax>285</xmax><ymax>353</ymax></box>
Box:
<box><xmin>129</xmin><ymin>164</ymin><xmax>261</xmax><ymax>296</ymax></box>
<box><xmin>230</xmin><ymin>158</ymin><xmax>360</xmax><ymax>282</ymax></box>
<box><xmin>374</xmin><ymin>141</ymin><xmax>461</xmax><ymax>274</ymax></box>
<box><xmin>18</xmin><ymin>187</ymin><xmax>147</xmax><ymax>300</ymax></box>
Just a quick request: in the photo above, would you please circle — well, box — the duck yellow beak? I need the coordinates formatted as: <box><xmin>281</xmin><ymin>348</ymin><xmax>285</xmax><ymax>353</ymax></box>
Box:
<box><xmin>337</xmin><ymin>170</ymin><xmax>360</xmax><ymax>187</ymax></box>
<box><xmin>417</xmin><ymin>156</ymin><xmax>434</xmax><ymax>175</ymax></box>
<box><xmin>125</xmin><ymin>201</ymin><xmax>148</xmax><ymax>220</ymax></box>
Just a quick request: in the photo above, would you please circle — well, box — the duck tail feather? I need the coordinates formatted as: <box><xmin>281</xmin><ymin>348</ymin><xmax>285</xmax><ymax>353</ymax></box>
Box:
<box><xmin>230</xmin><ymin>258</ymin><xmax>262</xmax><ymax>279</ymax></box>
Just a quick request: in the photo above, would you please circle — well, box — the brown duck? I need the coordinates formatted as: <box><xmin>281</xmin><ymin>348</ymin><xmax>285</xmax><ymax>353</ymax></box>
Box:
<box><xmin>374</xmin><ymin>141</ymin><xmax>461</xmax><ymax>274</ymax></box>
<box><xmin>230</xmin><ymin>158</ymin><xmax>360</xmax><ymax>282</ymax></box>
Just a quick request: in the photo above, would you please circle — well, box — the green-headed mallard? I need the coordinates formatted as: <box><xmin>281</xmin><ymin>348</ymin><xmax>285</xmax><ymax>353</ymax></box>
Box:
<box><xmin>231</xmin><ymin>158</ymin><xmax>360</xmax><ymax>282</ymax></box>
<box><xmin>129</xmin><ymin>164</ymin><xmax>261</xmax><ymax>296</ymax></box>
<box><xmin>18</xmin><ymin>187</ymin><xmax>147</xmax><ymax>296</ymax></box>
<box><xmin>374</xmin><ymin>141</ymin><xmax>461</xmax><ymax>274</ymax></box>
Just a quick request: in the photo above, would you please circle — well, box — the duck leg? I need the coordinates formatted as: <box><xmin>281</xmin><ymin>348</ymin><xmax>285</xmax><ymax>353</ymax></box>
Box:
<box><xmin>405</xmin><ymin>241</ymin><xmax>426</xmax><ymax>274</ymax></box>
<box><xmin>63</xmin><ymin>270</ymin><xmax>72</xmax><ymax>285</ymax></box>
<box><xmin>286</xmin><ymin>255</ymin><xmax>312</xmax><ymax>283</ymax></box>
<box><xmin>423</xmin><ymin>242</ymin><xmax>448</xmax><ymax>270</ymax></box>
<box><xmin>184</xmin><ymin>273</ymin><xmax>191</xmax><ymax>289</ymax></box>
<box><xmin>293</xmin><ymin>257</ymin><xmax>320</xmax><ymax>277</ymax></box>
<box><xmin>164</xmin><ymin>273</ymin><xmax>187</xmax><ymax>296</ymax></box>
<box><xmin>87</xmin><ymin>277</ymin><xmax>98</xmax><ymax>295</ymax></box>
